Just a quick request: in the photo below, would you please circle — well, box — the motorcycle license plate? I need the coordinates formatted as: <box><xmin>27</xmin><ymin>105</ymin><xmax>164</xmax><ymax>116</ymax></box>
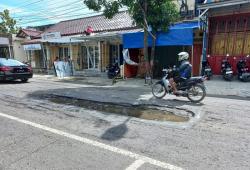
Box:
<box><xmin>226</xmin><ymin>71</ymin><xmax>233</xmax><ymax>74</ymax></box>
<box><xmin>205</xmin><ymin>68</ymin><xmax>211</xmax><ymax>71</ymax></box>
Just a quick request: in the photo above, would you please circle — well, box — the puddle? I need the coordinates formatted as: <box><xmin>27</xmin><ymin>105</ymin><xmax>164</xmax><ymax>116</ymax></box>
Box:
<box><xmin>46</xmin><ymin>95</ymin><xmax>189</xmax><ymax>122</ymax></box>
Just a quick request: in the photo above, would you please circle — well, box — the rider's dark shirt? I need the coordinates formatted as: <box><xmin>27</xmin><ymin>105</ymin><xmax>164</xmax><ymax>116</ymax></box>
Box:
<box><xmin>178</xmin><ymin>60</ymin><xmax>192</xmax><ymax>79</ymax></box>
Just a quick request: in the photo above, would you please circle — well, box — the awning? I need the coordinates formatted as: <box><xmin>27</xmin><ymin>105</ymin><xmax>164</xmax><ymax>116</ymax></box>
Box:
<box><xmin>70</xmin><ymin>29</ymin><xmax>141</xmax><ymax>43</ymax></box>
<box><xmin>122</xmin><ymin>21</ymin><xmax>199</xmax><ymax>49</ymax></box>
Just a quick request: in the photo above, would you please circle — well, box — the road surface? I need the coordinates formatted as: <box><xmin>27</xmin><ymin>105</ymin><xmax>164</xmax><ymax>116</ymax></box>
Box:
<box><xmin>0</xmin><ymin>78</ymin><xmax>249</xmax><ymax>170</ymax></box>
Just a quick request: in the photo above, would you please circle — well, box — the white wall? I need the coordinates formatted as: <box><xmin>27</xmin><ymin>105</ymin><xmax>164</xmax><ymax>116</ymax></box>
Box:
<box><xmin>12</xmin><ymin>34</ymin><xmax>27</xmax><ymax>62</ymax></box>
<box><xmin>174</xmin><ymin>0</ymin><xmax>195</xmax><ymax>11</ymax></box>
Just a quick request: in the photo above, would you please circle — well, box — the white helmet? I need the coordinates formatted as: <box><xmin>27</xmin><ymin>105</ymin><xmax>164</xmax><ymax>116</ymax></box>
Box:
<box><xmin>178</xmin><ymin>52</ymin><xmax>189</xmax><ymax>61</ymax></box>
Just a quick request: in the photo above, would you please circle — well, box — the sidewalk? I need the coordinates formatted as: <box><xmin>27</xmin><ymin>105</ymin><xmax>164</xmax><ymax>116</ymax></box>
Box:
<box><xmin>204</xmin><ymin>76</ymin><xmax>250</xmax><ymax>98</ymax></box>
<box><xmin>33</xmin><ymin>74</ymin><xmax>250</xmax><ymax>99</ymax></box>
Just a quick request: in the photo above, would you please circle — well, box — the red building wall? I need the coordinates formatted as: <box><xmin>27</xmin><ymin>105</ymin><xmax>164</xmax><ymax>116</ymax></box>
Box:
<box><xmin>208</xmin><ymin>13</ymin><xmax>250</xmax><ymax>74</ymax></box>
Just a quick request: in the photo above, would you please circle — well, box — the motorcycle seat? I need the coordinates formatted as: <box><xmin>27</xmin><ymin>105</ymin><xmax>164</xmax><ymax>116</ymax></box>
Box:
<box><xmin>189</xmin><ymin>76</ymin><xmax>203</xmax><ymax>80</ymax></box>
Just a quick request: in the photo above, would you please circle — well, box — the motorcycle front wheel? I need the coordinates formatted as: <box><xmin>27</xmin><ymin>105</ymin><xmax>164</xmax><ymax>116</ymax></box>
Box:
<box><xmin>187</xmin><ymin>84</ymin><xmax>206</xmax><ymax>103</ymax></box>
<box><xmin>152</xmin><ymin>82</ymin><xmax>167</xmax><ymax>99</ymax></box>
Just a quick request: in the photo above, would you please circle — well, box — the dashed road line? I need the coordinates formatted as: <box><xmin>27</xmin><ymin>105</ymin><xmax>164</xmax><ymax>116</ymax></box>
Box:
<box><xmin>125</xmin><ymin>159</ymin><xmax>145</xmax><ymax>170</ymax></box>
<box><xmin>0</xmin><ymin>112</ymin><xmax>183</xmax><ymax>170</ymax></box>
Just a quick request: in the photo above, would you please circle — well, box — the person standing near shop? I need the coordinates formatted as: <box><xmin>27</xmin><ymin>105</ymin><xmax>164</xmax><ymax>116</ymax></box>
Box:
<box><xmin>67</xmin><ymin>56</ymin><xmax>74</xmax><ymax>76</ymax></box>
<box><xmin>53</xmin><ymin>56</ymin><xmax>59</xmax><ymax>76</ymax></box>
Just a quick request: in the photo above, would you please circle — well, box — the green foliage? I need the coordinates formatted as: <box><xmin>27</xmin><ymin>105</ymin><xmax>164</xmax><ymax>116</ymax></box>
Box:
<box><xmin>0</xmin><ymin>9</ymin><xmax>19</xmax><ymax>34</ymax></box>
<box><xmin>83</xmin><ymin>0</ymin><xmax>180</xmax><ymax>77</ymax></box>
<box><xmin>83</xmin><ymin>0</ymin><xmax>179</xmax><ymax>33</ymax></box>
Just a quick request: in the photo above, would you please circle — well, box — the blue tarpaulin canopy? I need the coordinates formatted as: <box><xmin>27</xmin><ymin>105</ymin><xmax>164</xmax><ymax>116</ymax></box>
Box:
<box><xmin>122</xmin><ymin>21</ymin><xmax>199</xmax><ymax>49</ymax></box>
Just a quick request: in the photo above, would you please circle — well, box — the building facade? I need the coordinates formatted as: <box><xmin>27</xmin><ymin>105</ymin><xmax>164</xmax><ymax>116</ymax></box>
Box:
<box><xmin>198</xmin><ymin>0</ymin><xmax>250</xmax><ymax>74</ymax></box>
<box><xmin>22</xmin><ymin>11</ymin><xmax>137</xmax><ymax>74</ymax></box>
<box><xmin>0</xmin><ymin>34</ymin><xmax>12</xmax><ymax>58</ymax></box>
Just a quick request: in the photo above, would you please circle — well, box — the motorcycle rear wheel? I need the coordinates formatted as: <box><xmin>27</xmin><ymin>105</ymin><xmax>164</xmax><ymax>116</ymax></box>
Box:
<box><xmin>152</xmin><ymin>82</ymin><xmax>167</xmax><ymax>99</ymax></box>
<box><xmin>187</xmin><ymin>84</ymin><xmax>206</xmax><ymax>103</ymax></box>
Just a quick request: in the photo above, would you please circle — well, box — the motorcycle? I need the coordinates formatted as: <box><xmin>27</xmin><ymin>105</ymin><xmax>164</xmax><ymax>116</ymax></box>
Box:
<box><xmin>106</xmin><ymin>62</ymin><xmax>120</xmax><ymax>79</ymax></box>
<box><xmin>151</xmin><ymin>68</ymin><xmax>206</xmax><ymax>103</ymax></box>
<box><xmin>237</xmin><ymin>56</ymin><xmax>250</xmax><ymax>82</ymax></box>
<box><xmin>221</xmin><ymin>58</ymin><xmax>233</xmax><ymax>81</ymax></box>
<box><xmin>202</xmin><ymin>61</ymin><xmax>213</xmax><ymax>80</ymax></box>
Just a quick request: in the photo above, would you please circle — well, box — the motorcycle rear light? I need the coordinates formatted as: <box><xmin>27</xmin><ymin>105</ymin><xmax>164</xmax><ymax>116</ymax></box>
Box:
<box><xmin>0</xmin><ymin>66</ymin><xmax>12</xmax><ymax>71</ymax></box>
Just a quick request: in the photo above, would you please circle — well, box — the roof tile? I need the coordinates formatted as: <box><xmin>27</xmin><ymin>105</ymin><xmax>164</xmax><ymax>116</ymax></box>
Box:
<box><xmin>44</xmin><ymin>11</ymin><xmax>136</xmax><ymax>36</ymax></box>
<box><xmin>22</xmin><ymin>29</ymin><xmax>42</xmax><ymax>37</ymax></box>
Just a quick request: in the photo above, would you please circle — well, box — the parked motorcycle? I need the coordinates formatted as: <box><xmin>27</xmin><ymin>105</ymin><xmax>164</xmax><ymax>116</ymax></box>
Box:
<box><xmin>221</xmin><ymin>58</ymin><xmax>233</xmax><ymax>81</ymax></box>
<box><xmin>106</xmin><ymin>62</ymin><xmax>120</xmax><ymax>79</ymax></box>
<box><xmin>237</xmin><ymin>55</ymin><xmax>250</xmax><ymax>82</ymax></box>
<box><xmin>202</xmin><ymin>61</ymin><xmax>213</xmax><ymax>80</ymax></box>
<box><xmin>151</xmin><ymin>68</ymin><xmax>206</xmax><ymax>103</ymax></box>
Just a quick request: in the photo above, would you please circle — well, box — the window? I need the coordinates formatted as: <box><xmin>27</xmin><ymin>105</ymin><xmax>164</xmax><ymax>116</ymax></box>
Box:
<box><xmin>59</xmin><ymin>47</ymin><xmax>63</xmax><ymax>59</ymax></box>
<box><xmin>58</xmin><ymin>47</ymin><xmax>69</xmax><ymax>60</ymax></box>
<box><xmin>110</xmin><ymin>45</ymin><xmax>119</xmax><ymax>64</ymax></box>
<box><xmin>64</xmin><ymin>48</ymin><xmax>69</xmax><ymax>58</ymax></box>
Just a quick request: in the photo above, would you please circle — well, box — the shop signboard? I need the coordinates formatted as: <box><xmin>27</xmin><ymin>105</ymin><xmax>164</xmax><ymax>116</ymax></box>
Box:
<box><xmin>0</xmin><ymin>37</ymin><xmax>9</xmax><ymax>45</ymax></box>
<box><xmin>41</xmin><ymin>32</ymin><xmax>61</xmax><ymax>40</ymax></box>
<box><xmin>23</xmin><ymin>44</ymin><xmax>42</xmax><ymax>51</ymax></box>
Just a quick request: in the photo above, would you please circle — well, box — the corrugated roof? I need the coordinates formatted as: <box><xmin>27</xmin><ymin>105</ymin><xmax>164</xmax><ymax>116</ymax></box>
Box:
<box><xmin>19</xmin><ymin>29</ymin><xmax>43</xmax><ymax>38</ymax></box>
<box><xmin>44</xmin><ymin>11</ymin><xmax>136</xmax><ymax>36</ymax></box>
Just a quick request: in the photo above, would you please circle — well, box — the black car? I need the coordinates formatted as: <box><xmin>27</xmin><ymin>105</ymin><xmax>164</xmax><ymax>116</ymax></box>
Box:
<box><xmin>0</xmin><ymin>58</ymin><xmax>33</xmax><ymax>82</ymax></box>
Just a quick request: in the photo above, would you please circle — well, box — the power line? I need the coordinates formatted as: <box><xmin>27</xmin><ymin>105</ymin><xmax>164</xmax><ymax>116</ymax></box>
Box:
<box><xmin>12</xmin><ymin>0</ymin><xmax>83</xmax><ymax>17</ymax></box>
<box><xmin>16</xmin><ymin>11</ymin><xmax>103</xmax><ymax>26</ymax></box>
<box><xmin>12</xmin><ymin>1</ymin><xmax>89</xmax><ymax>25</ymax></box>
<box><xmin>9</xmin><ymin>0</ymin><xmax>45</xmax><ymax>12</ymax></box>
<box><xmin>13</xmin><ymin>3</ymin><xmax>87</xmax><ymax>20</ymax></box>
<box><xmin>16</xmin><ymin>8</ymin><xmax>127</xmax><ymax>26</ymax></box>
<box><xmin>17</xmin><ymin>11</ymin><xmax>101</xmax><ymax>25</ymax></box>
<box><xmin>1</xmin><ymin>0</ymin><xmax>40</xmax><ymax>11</ymax></box>
<box><xmin>14</xmin><ymin>6</ymin><xmax>84</xmax><ymax>20</ymax></box>
<box><xmin>16</xmin><ymin>6</ymin><xmax>91</xmax><ymax>24</ymax></box>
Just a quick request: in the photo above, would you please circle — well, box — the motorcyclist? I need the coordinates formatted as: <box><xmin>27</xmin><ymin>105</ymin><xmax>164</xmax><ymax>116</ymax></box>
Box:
<box><xmin>169</xmin><ymin>52</ymin><xmax>192</xmax><ymax>95</ymax></box>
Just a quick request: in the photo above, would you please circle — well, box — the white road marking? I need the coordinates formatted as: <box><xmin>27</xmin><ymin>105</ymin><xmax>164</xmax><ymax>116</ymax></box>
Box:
<box><xmin>0</xmin><ymin>112</ymin><xmax>183</xmax><ymax>170</ymax></box>
<box><xmin>126</xmin><ymin>159</ymin><xmax>145</xmax><ymax>170</ymax></box>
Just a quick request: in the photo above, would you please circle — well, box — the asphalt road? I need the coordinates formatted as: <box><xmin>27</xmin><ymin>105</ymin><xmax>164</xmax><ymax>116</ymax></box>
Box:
<box><xmin>0</xmin><ymin>78</ymin><xmax>249</xmax><ymax>170</ymax></box>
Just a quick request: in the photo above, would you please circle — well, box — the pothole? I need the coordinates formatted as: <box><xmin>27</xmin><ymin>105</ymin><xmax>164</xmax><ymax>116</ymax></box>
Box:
<box><xmin>43</xmin><ymin>95</ymin><xmax>190</xmax><ymax>122</ymax></box>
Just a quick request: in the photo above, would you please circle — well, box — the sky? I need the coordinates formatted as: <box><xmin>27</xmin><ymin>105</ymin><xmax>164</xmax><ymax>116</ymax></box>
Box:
<box><xmin>0</xmin><ymin>0</ymin><xmax>104</xmax><ymax>28</ymax></box>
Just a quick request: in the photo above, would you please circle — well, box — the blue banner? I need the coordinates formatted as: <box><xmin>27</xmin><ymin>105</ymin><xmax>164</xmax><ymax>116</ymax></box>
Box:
<box><xmin>123</xmin><ymin>22</ymin><xmax>199</xmax><ymax>48</ymax></box>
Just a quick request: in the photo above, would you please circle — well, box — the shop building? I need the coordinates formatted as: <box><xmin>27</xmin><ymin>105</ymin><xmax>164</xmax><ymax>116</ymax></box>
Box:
<box><xmin>122</xmin><ymin>21</ymin><xmax>203</xmax><ymax>78</ymax></box>
<box><xmin>198</xmin><ymin>0</ymin><xmax>250</xmax><ymax>74</ymax></box>
<box><xmin>22</xmin><ymin>11</ymin><xmax>138</xmax><ymax>74</ymax></box>
<box><xmin>0</xmin><ymin>34</ymin><xmax>12</xmax><ymax>58</ymax></box>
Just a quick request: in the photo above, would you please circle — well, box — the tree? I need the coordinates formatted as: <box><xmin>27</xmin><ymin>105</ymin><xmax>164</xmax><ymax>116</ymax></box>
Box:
<box><xmin>83</xmin><ymin>0</ymin><xmax>179</xmax><ymax>80</ymax></box>
<box><xmin>0</xmin><ymin>9</ymin><xmax>19</xmax><ymax>34</ymax></box>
